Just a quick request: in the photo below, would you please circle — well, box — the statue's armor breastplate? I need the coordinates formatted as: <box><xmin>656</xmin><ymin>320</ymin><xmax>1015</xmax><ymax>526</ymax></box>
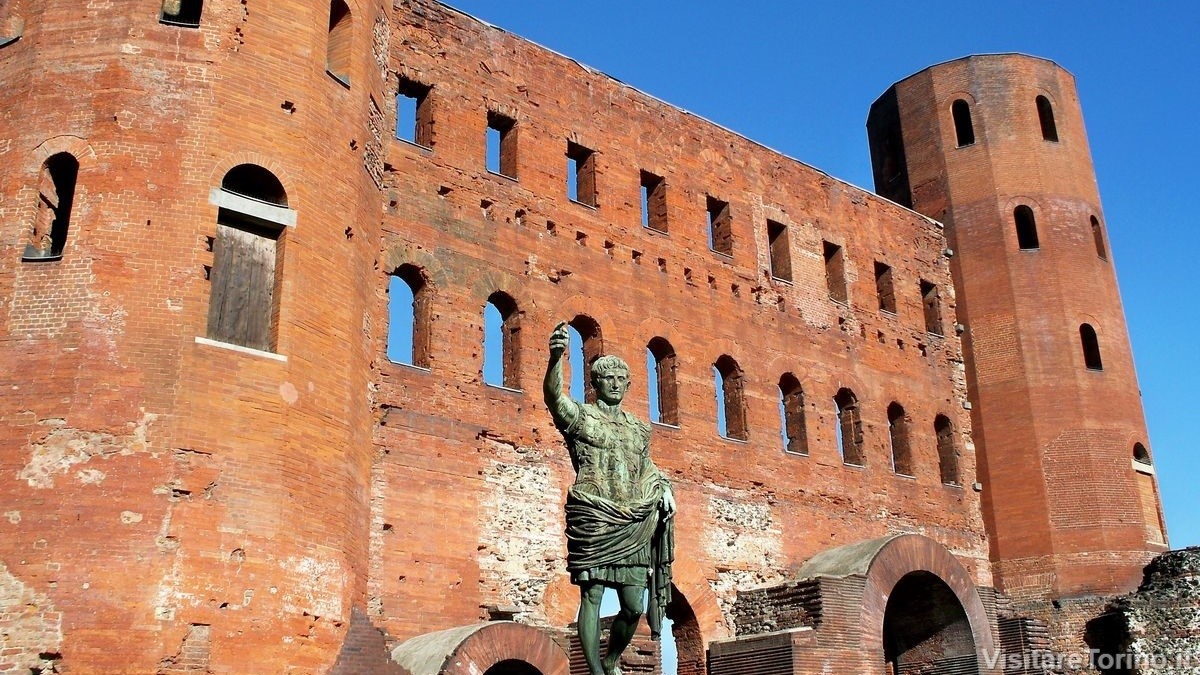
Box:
<box><xmin>565</xmin><ymin>405</ymin><xmax>650</xmax><ymax>503</ymax></box>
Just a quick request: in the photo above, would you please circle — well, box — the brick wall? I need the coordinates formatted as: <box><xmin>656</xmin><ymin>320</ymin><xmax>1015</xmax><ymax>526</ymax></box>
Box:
<box><xmin>370</xmin><ymin>0</ymin><xmax>989</xmax><ymax>647</ymax></box>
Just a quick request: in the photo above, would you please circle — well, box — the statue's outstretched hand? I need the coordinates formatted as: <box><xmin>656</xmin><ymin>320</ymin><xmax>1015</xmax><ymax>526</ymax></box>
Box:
<box><xmin>549</xmin><ymin>321</ymin><xmax>570</xmax><ymax>358</ymax></box>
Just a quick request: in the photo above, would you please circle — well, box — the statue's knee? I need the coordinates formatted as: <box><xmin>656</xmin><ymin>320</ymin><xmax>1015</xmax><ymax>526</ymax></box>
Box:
<box><xmin>582</xmin><ymin>585</ymin><xmax>606</xmax><ymax>604</ymax></box>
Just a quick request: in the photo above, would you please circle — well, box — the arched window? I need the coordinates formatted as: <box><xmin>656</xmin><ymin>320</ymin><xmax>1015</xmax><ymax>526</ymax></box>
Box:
<box><xmin>160</xmin><ymin>0</ymin><xmax>203</xmax><ymax>27</ymax></box>
<box><xmin>326</xmin><ymin>0</ymin><xmax>352</xmax><ymax>86</ymax></box>
<box><xmin>206</xmin><ymin>164</ymin><xmax>291</xmax><ymax>352</ymax></box>
<box><xmin>1036</xmin><ymin>95</ymin><xmax>1058</xmax><ymax>142</ymax></box>
<box><xmin>952</xmin><ymin>99</ymin><xmax>975</xmax><ymax>147</ymax></box>
<box><xmin>778</xmin><ymin>374</ymin><xmax>808</xmax><ymax>455</ymax></box>
<box><xmin>568</xmin><ymin>315</ymin><xmax>603</xmax><ymax>403</ymax></box>
<box><xmin>23</xmin><ymin>152</ymin><xmax>79</xmax><ymax>261</ymax></box>
<box><xmin>221</xmin><ymin>164</ymin><xmax>287</xmax><ymax>205</ymax></box>
<box><xmin>1080</xmin><ymin>324</ymin><xmax>1103</xmax><ymax>371</ymax></box>
<box><xmin>713</xmin><ymin>355</ymin><xmax>747</xmax><ymax>441</ymax></box>
<box><xmin>387</xmin><ymin>264</ymin><xmax>430</xmax><ymax>368</ymax></box>
<box><xmin>834</xmin><ymin>388</ymin><xmax>863</xmax><ymax>466</ymax></box>
<box><xmin>1014</xmin><ymin>205</ymin><xmax>1039</xmax><ymax>250</ymax></box>
<box><xmin>483</xmin><ymin>292</ymin><xmax>520</xmax><ymax>389</ymax></box>
<box><xmin>1130</xmin><ymin>441</ymin><xmax>1163</xmax><ymax>544</ymax></box>
<box><xmin>888</xmin><ymin>402</ymin><xmax>912</xmax><ymax>476</ymax></box>
<box><xmin>1091</xmin><ymin>216</ymin><xmax>1107</xmax><ymax>260</ymax></box>
<box><xmin>935</xmin><ymin>415</ymin><xmax>959</xmax><ymax>485</ymax></box>
<box><xmin>646</xmin><ymin>337</ymin><xmax>678</xmax><ymax>426</ymax></box>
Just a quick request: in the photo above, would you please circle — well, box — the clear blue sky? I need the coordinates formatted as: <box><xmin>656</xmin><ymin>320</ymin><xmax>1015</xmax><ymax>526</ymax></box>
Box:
<box><xmin>437</xmin><ymin>1</ymin><xmax>1200</xmax><ymax>550</ymax></box>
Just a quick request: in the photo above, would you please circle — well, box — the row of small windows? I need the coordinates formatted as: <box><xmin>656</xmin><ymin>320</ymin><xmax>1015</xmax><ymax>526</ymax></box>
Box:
<box><xmin>156</xmin><ymin>1</ymin><xmax>353</xmax><ymax>87</ymax></box>
<box><xmin>1012</xmin><ymin>204</ymin><xmax>1108</xmax><ymax>260</ymax></box>
<box><xmin>951</xmin><ymin>95</ymin><xmax>1059</xmax><ymax>148</ymax></box>
<box><xmin>388</xmin><ymin>270</ymin><xmax>963</xmax><ymax>484</ymax></box>
<box><xmin>398</xmin><ymin>78</ymin><xmax>947</xmax><ymax>296</ymax></box>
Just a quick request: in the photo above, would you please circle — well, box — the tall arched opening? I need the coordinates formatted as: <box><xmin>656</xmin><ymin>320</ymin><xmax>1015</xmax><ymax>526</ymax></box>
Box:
<box><xmin>882</xmin><ymin>571</ymin><xmax>978</xmax><ymax>674</ymax></box>
<box><xmin>665</xmin><ymin>583</ymin><xmax>705</xmax><ymax>675</ymax></box>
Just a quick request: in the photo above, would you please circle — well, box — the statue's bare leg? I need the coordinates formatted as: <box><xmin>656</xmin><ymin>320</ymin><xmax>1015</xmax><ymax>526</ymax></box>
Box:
<box><xmin>600</xmin><ymin>584</ymin><xmax>644</xmax><ymax>675</ymax></box>
<box><xmin>578</xmin><ymin>583</ymin><xmax>607</xmax><ymax>675</ymax></box>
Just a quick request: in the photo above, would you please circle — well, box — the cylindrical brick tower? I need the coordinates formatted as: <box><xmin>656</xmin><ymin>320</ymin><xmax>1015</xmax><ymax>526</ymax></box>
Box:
<box><xmin>0</xmin><ymin>1</ymin><xmax>385</xmax><ymax>670</ymax></box>
<box><xmin>866</xmin><ymin>54</ymin><xmax>1166</xmax><ymax>605</ymax></box>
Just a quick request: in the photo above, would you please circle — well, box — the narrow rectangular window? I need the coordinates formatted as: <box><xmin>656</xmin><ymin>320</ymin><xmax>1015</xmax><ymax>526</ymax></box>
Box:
<box><xmin>207</xmin><ymin>212</ymin><xmax>283</xmax><ymax>352</ymax></box>
<box><xmin>396</xmin><ymin>78</ymin><xmax>432</xmax><ymax>147</ymax></box>
<box><xmin>767</xmin><ymin>219</ymin><xmax>792</xmax><ymax>281</ymax></box>
<box><xmin>1091</xmin><ymin>216</ymin><xmax>1107</xmax><ymax>260</ymax></box>
<box><xmin>326</xmin><ymin>0</ymin><xmax>352</xmax><ymax>87</ymax></box>
<box><xmin>707</xmin><ymin>196</ymin><xmax>732</xmax><ymax>256</ymax></box>
<box><xmin>921</xmin><ymin>280</ymin><xmax>944</xmax><ymax>335</ymax></box>
<box><xmin>874</xmin><ymin>261</ymin><xmax>896</xmax><ymax>312</ymax></box>
<box><xmin>824</xmin><ymin>241</ymin><xmax>847</xmax><ymax>303</ymax></box>
<box><xmin>487</xmin><ymin>112</ymin><xmax>517</xmax><ymax>178</ymax></box>
<box><xmin>567</xmin><ymin>141</ymin><xmax>596</xmax><ymax>206</ymax></box>
<box><xmin>641</xmin><ymin>171</ymin><xmax>667</xmax><ymax>232</ymax></box>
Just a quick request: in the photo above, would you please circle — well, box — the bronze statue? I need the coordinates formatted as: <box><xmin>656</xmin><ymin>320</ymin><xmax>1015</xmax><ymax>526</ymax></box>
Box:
<box><xmin>544</xmin><ymin>321</ymin><xmax>675</xmax><ymax>675</ymax></box>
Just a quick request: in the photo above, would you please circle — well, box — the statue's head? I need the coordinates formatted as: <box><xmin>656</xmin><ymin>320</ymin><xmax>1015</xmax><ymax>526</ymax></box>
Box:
<box><xmin>590</xmin><ymin>355</ymin><xmax>630</xmax><ymax>405</ymax></box>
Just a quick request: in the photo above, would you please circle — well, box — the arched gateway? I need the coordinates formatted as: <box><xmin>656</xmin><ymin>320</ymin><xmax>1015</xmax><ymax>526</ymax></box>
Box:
<box><xmin>710</xmin><ymin>534</ymin><xmax>998</xmax><ymax>675</ymax></box>
<box><xmin>390</xmin><ymin>622</ymin><xmax>570</xmax><ymax>675</ymax></box>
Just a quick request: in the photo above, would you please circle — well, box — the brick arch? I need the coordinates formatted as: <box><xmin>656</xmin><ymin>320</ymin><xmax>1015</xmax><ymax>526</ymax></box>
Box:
<box><xmin>381</xmin><ymin>244</ymin><xmax>449</xmax><ymax>291</ymax></box>
<box><xmin>467</xmin><ymin>268</ymin><xmax>531</xmax><ymax>311</ymax></box>
<box><xmin>669</xmin><ymin>555</ymin><xmax>728</xmax><ymax>643</ymax></box>
<box><xmin>31</xmin><ymin>135</ymin><xmax>97</xmax><ymax>167</ymax></box>
<box><xmin>850</xmin><ymin>534</ymin><xmax>996</xmax><ymax>666</ymax></box>
<box><xmin>547</xmin><ymin>293</ymin><xmax>609</xmax><ymax>357</ymax></box>
<box><xmin>819</xmin><ymin>370</ymin><xmax>869</xmax><ymax>406</ymax></box>
<box><xmin>943</xmin><ymin>90</ymin><xmax>977</xmax><ymax>107</ymax></box>
<box><xmin>1001</xmin><ymin>194</ymin><xmax>1046</xmax><ymax>215</ymax></box>
<box><xmin>208</xmin><ymin>153</ymin><xmax>298</xmax><ymax>208</ymax></box>
<box><xmin>635</xmin><ymin>316</ymin><xmax>680</xmax><ymax>349</ymax></box>
<box><xmin>391</xmin><ymin>622</ymin><xmax>569</xmax><ymax>675</ymax></box>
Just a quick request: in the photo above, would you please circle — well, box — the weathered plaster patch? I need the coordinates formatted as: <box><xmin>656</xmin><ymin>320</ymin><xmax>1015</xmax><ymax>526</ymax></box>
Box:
<box><xmin>705</xmin><ymin>495</ymin><xmax>780</xmax><ymax>567</ymax></box>
<box><xmin>704</xmin><ymin>495</ymin><xmax>786</xmax><ymax>624</ymax></box>
<box><xmin>76</xmin><ymin>468</ymin><xmax>106</xmax><ymax>484</ymax></box>
<box><xmin>0</xmin><ymin>561</ymin><xmax>63</xmax><ymax>673</ymax></box>
<box><xmin>18</xmin><ymin>411</ymin><xmax>157</xmax><ymax>489</ymax></box>
<box><xmin>477</xmin><ymin>447</ymin><xmax>564</xmax><ymax>626</ymax></box>
<box><xmin>282</xmin><ymin>556</ymin><xmax>346</xmax><ymax>618</ymax></box>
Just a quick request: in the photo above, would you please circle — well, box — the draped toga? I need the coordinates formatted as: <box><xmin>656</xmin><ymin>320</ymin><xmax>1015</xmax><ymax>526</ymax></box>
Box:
<box><xmin>557</xmin><ymin>403</ymin><xmax>674</xmax><ymax>637</ymax></box>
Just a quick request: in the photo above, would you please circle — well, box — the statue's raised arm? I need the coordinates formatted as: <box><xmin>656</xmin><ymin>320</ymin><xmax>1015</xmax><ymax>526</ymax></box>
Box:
<box><xmin>543</xmin><ymin>320</ymin><xmax>581</xmax><ymax>431</ymax></box>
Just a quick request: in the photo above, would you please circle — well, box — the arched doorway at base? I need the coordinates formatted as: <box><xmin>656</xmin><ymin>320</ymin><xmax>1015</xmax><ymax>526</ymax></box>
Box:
<box><xmin>883</xmin><ymin>571</ymin><xmax>978</xmax><ymax>675</ymax></box>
